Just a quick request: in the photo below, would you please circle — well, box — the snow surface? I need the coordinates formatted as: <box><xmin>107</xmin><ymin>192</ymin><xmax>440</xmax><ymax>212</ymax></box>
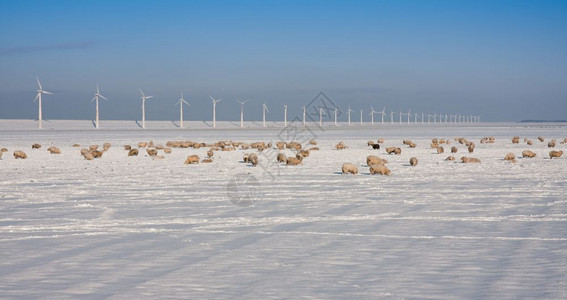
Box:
<box><xmin>1</xmin><ymin>120</ymin><xmax>566</xmax><ymax>299</ymax></box>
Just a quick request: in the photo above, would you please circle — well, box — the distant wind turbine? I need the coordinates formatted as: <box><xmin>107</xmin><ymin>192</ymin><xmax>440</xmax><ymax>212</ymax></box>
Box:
<box><xmin>302</xmin><ymin>106</ymin><xmax>306</xmax><ymax>126</ymax></box>
<box><xmin>139</xmin><ymin>89</ymin><xmax>154</xmax><ymax>129</ymax></box>
<box><xmin>334</xmin><ymin>107</ymin><xmax>338</xmax><ymax>126</ymax></box>
<box><xmin>210</xmin><ymin>96</ymin><xmax>221</xmax><ymax>128</ymax></box>
<box><xmin>390</xmin><ymin>111</ymin><xmax>394</xmax><ymax>124</ymax></box>
<box><xmin>262</xmin><ymin>102</ymin><xmax>269</xmax><ymax>127</ymax></box>
<box><xmin>406</xmin><ymin>109</ymin><xmax>412</xmax><ymax>124</ymax></box>
<box><xmin>380</xmin><ymin>107</ymin><xmax>386</xmax><ymax>124</ymax></box>
<box><xmin>236</xmin><ymin>100</ymin><xmax>248</xmax><ymax>128</ymax></box>
<box><xmin>369</xmin><ymin>106</ymin><xmax>378</xmax><ymax>125</ymax></box>
<box><xmin>34</xmin><ymin>77</ymin><xmax>53</xmax><ymax>129</ymax></box>
<box><xmin>92</xmin><ymin>84</ymin><xmax>108</xmax><ymax>129</ymax></box>
<box><xmin>284</xmin><ymin>105</ymin><xmax>288</xmax><ymax>127</ymax></box>
<box><xmin>347</xmin><ymin>106</ymin><xmax>353</xmax><ymax>126</ymax></box>
<box><xmin>360</xmin><ymin>109</ymin><xmax>363</xmax><ymax>125</ymax></box>
<box><xmin>177</xmin><ymin>91</ymin><xmax>189</xmax><ymax>128</ymax></box>
<box><xmin>319</xmin><ymin>107</ymin><xmax>323</xmax><ymax>126</ymax></box>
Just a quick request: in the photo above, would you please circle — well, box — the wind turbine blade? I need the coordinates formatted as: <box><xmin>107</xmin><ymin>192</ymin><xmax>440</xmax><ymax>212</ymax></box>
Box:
<box><xmin>99</xmin><ymin>94</ymin><xmax>108</xmax><ymax>101</ymax></box>
<box><xmin>92</xmin><ymin>96</ymin><xmax>97</xmax><ymax>102</ymax></box>
<box><xmin>36</xmin><ymin>77</ymin><xmax>42</xmax><ymax>90</ymax></box>
<box><xmin>96</xmin><ymin>84</ymin><xmax>100</xmax><ymax>94</ymax></box>
<box><xmin>34</xmin><ymin>93</ymin><xmax>39</xmax><ymax>102</ymax></box>
<box><xmin>42</xmin><ymin>91</ymin><xmax>53</xmax><ymax>95</ymax></box>
<box><xmin>146</xmin><ymin>96</ymin><xmax>154</xmax><ymax>99</ymax></box>
<box><xmin>139</xmin><ymin>89</ymin><xmax>145</xmax><ymax>97</ymax></box>
<box><xmin>209</xmin><ymin>95</ymin><xmax>215</xmax><ymax>101</ymax></box>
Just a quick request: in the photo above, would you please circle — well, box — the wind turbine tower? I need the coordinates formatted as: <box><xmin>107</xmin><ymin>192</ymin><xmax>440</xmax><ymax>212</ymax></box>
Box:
<box><xmin>284</xmin><ymin>105</ymin><xmax>288</xmax><ymax>127</ymax></box>
<box><xmin>139</xmin><ymin>89</ymin><xmax>154</xmax><ymax>129</ymax></box>
<box><xmin>92</xmin><ymin>84</ymin><xmax>108</xmax><ymax>129</ymax></box>
<box><xmin>262</xmin><ymin>102</ymin><xmax>269</xmax><ymax>127</ymax></box>
<box><xmin>177</xmin><ymin>92</ymin><xmax>189</xmax><ymax>128</ymax></box>
<box><xmin>209</xmin><ymin>96</ymin><xmax>221</xmax><ymax>128</ymax></box>
<box><xmin>34</xmin><ymin>77</ymin><xmax>53</xmax><ymax>129</ymax></box>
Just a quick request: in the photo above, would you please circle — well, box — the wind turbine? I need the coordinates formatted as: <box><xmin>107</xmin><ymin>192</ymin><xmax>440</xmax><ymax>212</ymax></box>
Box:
<box><xmin>360</xmin><ymin>109</ymin><xmax>363</xmax><ymax>125</ymax></box>
<box><xmin>262</xmin><ymin>102</ymin><xmax>269</xmax><ymax>127</ymax></box>
<box><xmin>414</xmin><ymin>111</ymin><xmax>418</xmax><ymax>124</ymax></box>
<box><xmin>390</xmin><ymin>111</ymin><xmax>394</xmax><ymax>124</ymax></box>
<box><xmin>334</xmin><ymin>107</ymin><xmax>338</xmax><ymax>126</ymax></box>
<box><xmin>92</xmin><ymin>84</ymin><xmax>108</xmax><ymax>129</ymax></box>
<box><xmin>347</xmin><ymin>106</ymin><xmax>353</xmax><ymax>126</ymax></box>
<box><xmin>139</xmin><ymin>89</ymin><xmax>154</xmax><ymax>129</ymax></box>
<box><xmin>302</xmin><ymin>106</ymin><xmax>306</xmax><ymax>126</ymax></box>
<box><xmin>380</xmin><ymin>107</ymin><xmax>386</xmax><ymax>124</ymax></box>
<box><xmin>422</xmin><ymin>113</ymin><xmax>425</xmax><ymax>124</ymax></box>
<box><xmin>236</xmin><ymin>100</ymin><xmax>248</xmax><ymax>128</ymax></box>
<box><xmin>177</xmin><ymin>91</ymin><xmax>189</xmax><ymax>128</ymax></box>
<box><xmin>34</xmin><ymin>77</ymin><xmax>53</xmax><ymax>129</ymax></box>
<box><xmin>210</xmin><ymin>96</ymin><xmax>221</xmax><ymax>128</ymax></box>
<box><xmin>369</xmin><ymin>106</ymin><xmax>378</xmax><ymax>125</ymax></box>
<box><xmin>406</xmin><ymin>109</ymin><xmax>412</xmax><ymax>124</ymax></box>
<box><xmin>284</xmin><ymin>105</ymin><xmax>288</xmax><ymax>127</ymax></box>
<box><xmin>399</xmin><ymin>111</ymin><xmax>403</xmax><ymax>124</ymax></box>
<box><xmin>319</xmin><ymin>107</ymin><xmax>323</xmax><ymax>126</ymax></box>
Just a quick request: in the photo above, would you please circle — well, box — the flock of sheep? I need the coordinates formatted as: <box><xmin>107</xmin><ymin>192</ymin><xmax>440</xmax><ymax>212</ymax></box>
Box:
<box><xmin>1</xmin><ymin>135</ymin><xmax>564</xmax><ymax>177</ymax></box>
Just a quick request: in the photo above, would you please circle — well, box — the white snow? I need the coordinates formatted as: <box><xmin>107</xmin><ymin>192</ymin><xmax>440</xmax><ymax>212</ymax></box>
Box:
<box><xmin>1</xmin><ymin>120</ymin><xmax>566</xmax><ymax>298</ymax></box>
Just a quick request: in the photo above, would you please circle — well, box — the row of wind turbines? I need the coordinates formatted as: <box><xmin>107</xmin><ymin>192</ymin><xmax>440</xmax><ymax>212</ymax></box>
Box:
<box><xmin>33</xmin><ymin>78</ymin><xmax>480</xmax><ymax>129</ymax></box>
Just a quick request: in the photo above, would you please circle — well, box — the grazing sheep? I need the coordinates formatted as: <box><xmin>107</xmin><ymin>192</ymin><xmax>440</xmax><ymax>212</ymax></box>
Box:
<box><xmin>467</xmin><ymin>144</ymin><xmax>475</xmax><ymax>153</ymax></box>
<box><xmin>367</xmin><ymin>140</ymin><xmax>375</xmax><ymax>146</ymax></box>
<box><xmin>377</xmin><ymin>138</ymin><xmax>385</xmax><ymax>144</ymax></box>
<box><xmin>548</xmin><ymin>140</ymin><xmax>556</xmax><ymax>148</ymax></box>
<box><xmin>538</xmin><ymin>136</ymin><xmax>544</xmax><ymax>142</ymax></box>
<box><xmin>309</xmin><ymin>139</ymin><xmax>317</xmax><ymax>145</ymax></box>
<box><xmin>526</xmin><ymin>139</ymin><xmax>533</xmax><ymax>146</ymax></box>
<box><xmin>47</xmin><ymin>146</ymin><xmax>61</xmax><ymax>154</ymax></box>
<box><xmin>103</xmin><ymin>142</ymin><xmax>111</xmax><ymax>151</ymax></box>
<box><xmin>367</xmin><ymin>155</ymin><xmax>387</xmax><ymax>166</ymax></box>
<box><xmin>341</xmin><ymin>163</ymin><xmax>358</xmax><ymax>175</ymax></box>
<box><xmin>207</xmin><ymin>149</ymin><xmax>214</xmax><ymax>157</ymax></box>
<box><xmin>461</xmin><ymin>156</ymin><xmax>481</xmax><ymax>163</ymax></box>
<box><xmin>409</xmin><ymin>157</ymin><xmax>418</xmax><ymax>166</ymax></box>
<box><xmin>91</xmin><ymin>150</ymin><xmax>103</xmax><ymax>158</ymax></box>
<box><xmin>1</xmin><ymin>147</ymin><xmax>7</xmax><ymax>152</ymax></box>
<box><xmin>138</xmin><ymin>142</ymin><xmax>148</xmax><ymax>148</ymax></box>
<box><xmin>299</xmin><ymin>149</ymin><xmax>310</xmax><ymax>158</ymax></box>
<box><xmin>89</xmin><ymin>145</ymin><xmax>99</xmax><ymax>151</ymax></box>
<box><xmin>309</xmin><ymin>147</ymin><xmax>319</xmax><ymax>151</ymax></box>
<box><xmin>276</xmin><ymin>141</ymin><xmax>286</xmax><ymax>150</ymax></box>
<box><xmin>124</xmin><ymin>145</ymin><xmax>132</xmax><ymax>150</ymax></box>
<box><xmin>32</xmin><ymin>143</ymin><xmax>41</xmax><ymax>149</ymax></box>
<box><xmin>128</xmin><ymin>149</ymin><xmax>139</xmax><ymax>156</ymax></box>
<box><xmin>385</xmin><ymin>147</ymin><xmax>401</xmax><ymax>155</ymax></box>
<box><xmin>286</xmin><ymin>154</ymin><xmax>303</xmax><ymax>165</ymax></box>
<box><xmin>146</xmin><ymin>148</ymin><xmax>158</xmax><ymax>157</ymax></box>
<box><xmin>243</xmin><ymin>153</ymin><xmax>250</xmax><ymax>163</ymax></box>
<box><xmin>13</xmin><ymin>150</ymin><xmax>27</xmax><ymax>159</ymax></box>
<box><xmin>561</xmin><ymin>138</ymin><xmax>567</xmax><ymax>144</ymax></box>
<box><xmin>437</xmin><ymin>146</ymin><xmax>444</xmax><ymax>154</ymax></box>
<box><xmin>277</xmin><ymin>153</ymin><xmax>287</xmax><ymax>163</ymax></box>
<box><xmin>184</xmin><ymin>155</ymin><xmax>200</xmax><ymax>164</ymax></box>
<box><xmin>155</xmin><ymin>145</ymin><xmax>164</xmax><ymax>150</ymax></box>
<box><xmin>445</xmin><ymin>156</ymin><xmax>456</xmax><ymax>161</ymax></box>
<box><xmin>201</xmin><ymin>158</ymin><xmax>213</xmax><ymax>163</ymax></box>
<box><xmin>408</xmin><ymin>142</ymin><xmax>416</xmax><ymax>148</ymax></box>
<box><xmin>504</xmin><ymin>153</ymin><xmax>516</xmax><ymax>163</ymax></box>
<box><xmin>153</xmin><ymin>155</ymin><xmax>165</xmax><ymax>160</ymax></box>
<box><xmin>522</xmin><ymin>150</ymin><xmax>536</xmax><ymax>158</ymax></box>
<box><xmin>372</xmin><ymin>144</ymin><xmax>381</xmax><ymax>150</ymax></box>
<box><xmin>82</xmin><ymin>152</ymin><xmax>94</xmax><ymax>160</ymax></box>
<box><xmin>549</xmin><ymin>150</ymin><xmax>563</xmax><ymax>159</ymax></box>
<box><xmin>512</xmin><ymin>136</ymin><xmax>520</xmax><ymax>144</ymax></box>
<box><xmin>432</xmin><ymin>138</ymin><xmax>439</xmax><ymax>144</ymax></box>
<box><xmin>430</xmin><ymin>142</ymin><xmax>439</xmax><ymax>149</ymax></box>
<box><xmin>72</xmin><ymin>144</ymin><xmax>81</xmax><ymax>147</ymax></box>
<box><xmin>163</xmin><ymin>147</ymin><xmax>172</xmax><ymax>154</ymax></box>
<box><xmin>369</xmin><ymin>164</ymin><xmax>391</xmax><ymax>175</ymax></box>
<box><xmin>166</xmin><ymin>141</ymin><xmax>182</xmax><ymax>148</ymax></box>
<box><xmin>335</xmin><ymin>142</ymin><xmax>347</xmax><ymax>150</ymax></box>
<box><xmin>451</xmin><ymin>146</ymin><xmax>458</xmax><ymax>153</ymax></box>
<box><xmin>248</xmin><ymin>153</ymin><xmax>258</xmax><ymax>166</ymax></box>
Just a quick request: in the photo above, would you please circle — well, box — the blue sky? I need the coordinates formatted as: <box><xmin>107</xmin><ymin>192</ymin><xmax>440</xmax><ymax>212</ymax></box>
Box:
<box><xmin>1</xmin><ymin>0</ymin><xmax>566</xmax><ymax>122</ymax></box>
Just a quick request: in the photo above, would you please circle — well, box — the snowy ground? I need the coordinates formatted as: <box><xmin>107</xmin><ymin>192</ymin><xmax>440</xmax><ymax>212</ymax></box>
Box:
<box><xmin>1</xmin><ymin>120</ymin><xmax>566</xmax><ymax>299</ymax></box>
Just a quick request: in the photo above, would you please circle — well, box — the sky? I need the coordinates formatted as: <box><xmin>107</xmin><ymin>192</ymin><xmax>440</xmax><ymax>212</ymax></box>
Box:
<box><xmin>1</xmin><ymin>0</ymin><xmax>566</xmax><ymax>122</ymax></box>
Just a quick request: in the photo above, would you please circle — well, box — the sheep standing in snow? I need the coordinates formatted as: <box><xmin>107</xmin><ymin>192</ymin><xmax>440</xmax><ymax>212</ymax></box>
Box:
<box><xmin>89</xmin><ymin>145</ymin><xmax>98</xmax><ymax>151</ymax></box>
<box><xmin>201</xmin><ymin>158</ymin><xmax>213</xmax><ymax>163</ymax></box>
<box><xmin>72</xmin><ymin>144</ymin><xmax>81</xmax><ymax>147</ymax></box>
<box><xmin>243</xmin><ymin>153</ymin><xmax>250</xmax><ymax>163</ymax></box>
<box><xmin>249</xmin><ymin>153</ymin><xmax>258</xmax><ymax>166</ymax></box>
<box><xmin>309</xmin><ymin>139</ymin><xmax>317</xmax><ymax>145</ymax></box>
<box><xmin>538</xmin><ymin>136</ymin><xmax>545</xmax><ymax>142</ymax></box>
<box><xmin>549</xmin><ymin>150</ymin><xmax>563</xmax><ymax>159</ymax></box>
<box><xmin>47</xmin><ymin>146</ymin><xmax>61</xmax><ymax>154</ymax></box>
<box><xmin>103</xmin><ymin>143</ymin><xmax>111</xmax><ymax>151</ymax></box>
<box><xmin>124</xmin><ymin>145</ymin><xmax>132</xmax><ymax>150</ymax></box>
<box><xmin>461</xmin><ymin>157</ymin><xmax>481</xmax><ymax>163</ymax></box>
<box><xmin>138</xmin><ymin>142</ymin><xmax>148</xmax><ymax>148</ymax></box>
<box><xmin>91</xmin><ymin>150</ymin><xmax>103</xmax><ymax>158</ymax></box>
<box><xmin>451</xmin><ymin>146</ymin><xmax>458</xmax><ymax>153</ymax></box>
<box><xmin>335</xmin><ymin>141</ymin><xmax>347</xmax><ymax>150</ymax></box>
<box><xmin>277</xmin><ymin>153</ymin><xmax>287</xmax><ymax>163</ymax></box>
<box><xmin>1</xmin><ymin>147</ymin><xmax>7</xmax><ymax>153</ymax></box>
<box><xmin>367</xmin><ymin>155</ymin><xmax>387</xmax><ymax>166</ymax></box>
<box><xmin>504</xmin><ymin>153</ymin><xmax>516</xmax><ymax>163</ymax></box>
<box><xmin>445</xmin><ymin>156</ymin><xmax>456</xmax><ymax>161</ymax></box>
<box><xmin>437</xmin><ymin>146</ymin><xmax>444</xmax><ymax>154</ymax></box>
<box><xmin>163</xmin><ymin>147</ymin><xmax>172</xmax><ymax>154</ymax></box>
<box><xmin>409</xmin><ymin>157</ymin><xmax>418</xmax><ymax>166</ymax></box>
<box><xmin>80</xmin><ymin>149</ymin><xmax>94</xmax><ymax>160</ymax></box>
<box><xmin>184</xmin><ymin>155</ymin><xmax>200</xmax><ymax>164</ymax></box>
<box><xmin>467</xmin><ymin>144</ymin><xmax>475</xmax><ymax>153</ymax></box>
<box><xmin>522</xmin><ymin>150</ymin><xmax>536</xmax><ymax>158</ymax></box>
<box><xmin>207</xmin><ymin>149</ymin><xmax>214</xmax><ymax>158</ymax></box>
<box><xmin>299</xmin><ymin>149</ymin><xmax>310</xmax><ymax>158</ymax></box>
<box><xmin>146</xmin><ymin>148</ymin><xmax>158</xmax><ymax>157</ymax></box>
<box><xmin>128</xmin><ymin>149</ymin><xmax>139</xmax><ymax>156</ymax></box>
<box><xmin>548</xmin><ymin>140</ymin><xmax>556</xmax><ymax>148</ymax></box>
<box><xmin>372</xmin><ymin>144</ymin><xmax>381</xmax><ymax>150</ymax></box>
<box><xmin>341</xmin><ymin>163</ymin><xmax>358</xmax><ymax>174</ymax></box>
<box><xmin>512</xmin><ymin>136</ymin><xmax>520</xmax><ymax>144</ymax></box>
<box><xmin>14</xmin><ymin>150</ymin><xmax>28</xmax><ymax>159</ymax></box>
<box><xmin>369</xmin><ymin>164</ymin><xmax>391</xmax><ymax>175</ymax></box>
<box><xmin>286</xmin><ymin>154</ymin><xmax>303</xmax><ymax>165</ymax></box>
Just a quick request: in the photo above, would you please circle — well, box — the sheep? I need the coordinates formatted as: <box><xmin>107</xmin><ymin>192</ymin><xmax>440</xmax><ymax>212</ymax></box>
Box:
<box><xmin>163</xmin><ymin>147</ymin><xmax>172</xmax><ymax>154</ymax></box>
<box><xmin>286</xmin><ymin>154</ymin><xmax>303</xmax><ymax>165</ymax></box>
<box><xmin>451</xmin><ymin>146</ymin><xmax>458</xmax><ymax>153</ymax></box>
<box><xmin>461</xmin><ymin>156</ymin><xmax>481</xmax><ymax>163</ymax></box>
<box><xmin>72</xmin><ymin>144</ymin><xmax>81</xmax><ymax>147</ymax></box>
<box><xmin>277</xmin><ymin>153</ymin><xmax>287</xmax><ymax>163</ymax></box>
<box><xmin>299</xmin><ymin>149</ymin><xmax>310</xmax><ymax>158</ymax></box>
<box><xmin>32</xmin><ymin>143</ymin><xmax>41</xmax><ymax>149</ymax></box>
<box><xmin>432</xmin><ymin>138</ymin><xmax>439</xmax><ymax>144</ymax></box>
<box><xmin>153</xmin><ymin>155</ymin><xmax>165</xmax><ymax>160</ymax></box>
<box><xmin>309</xmin><ymin>147</ymin><xmax>319</xmax><ymax>151</ymax></box>
<box><xmin>309</xmin><ymin>139</ymin><xmax>317</xmax><ymax>145</ymax></box>
<box><xmin>538</xmin><ymin>136</ymin><xmax>545</xmax><ymax>142</ymax></box>
<box><xmin>522</xmin><ymin>150</ymin><xmax>536</xmax><ymax>158</ymax></box>
<box><xmin>385</xmin><ymin>147</ymin><xmax>401</xmax><ymax>155</ymax></box>
<box><xmin>341</xmin><ymin>163</ymin><xmax>358</xmax><ymax>174</ymax></box>
<box><xmin>89</xmin><ymin>145</ymin><xmax>99</xmax><ymax>151</ymax></box>
<box><xmin>207</xmin><ymin>149</ymin><xmax>214</xmax><ymax>157</ymax></box>
<box><xmin>184</xmin><ymin>155</ymin><xmax>200</xmax><ymax>164</ymax></box>
<box><xmin>335</xmin><ymin>142</ymin><xmax>347</xmax><ymax>150</ymax></box>
<box><xmin>82</xmin><ymin>151</ymin><xmax>94</xmax><ymax>160</ymax></box>
<box><xmin>201</xmin><ymin>158</ymin><xmax>213</xmax><ymax>163</ymax></box>
<box><xmin>409</xmin><ymin>157</ymin><xmax>418</xmax><ymax>166</ymax></box>
<box><xmin>430</xmin><ymin>142</ymin><xmax>439</xmax><ymax>149</ymax></box>
<box><xmin>47</xmin><ymin>146</ymin><xmax>61</xmax><ymax>154</ymax></box>
<box><xmin>103</xmin><ymin>142</ymin><xmax>111</xmax><ymax>151</ymax></box>
<box><xmin>561</xmin><ymin>138</ymin><xmax>567</xmax><ymax>144</ymax></box>
<box><xmin>372</xmin><ymin>144</ymin><xmax>381</xmax><ymax>150</ymax></box>
<box><xmin>369</xmin><ymin>164</ymin><xmax>391</xmax><ymax>175</ymax></box>
<box><xmin>548</xmin><ymin>140</ymin><xmax>556</xmax><ymax>148</ymax></box>
<box><xmin>367</xmin><ymin>140</ymin><xmax>375</xmax><ymax>147</ymax></box>
<box><xmin>13</xmin><ymin>150</ymin><xmax>27</xmax><ymax>159</ymax></box>
<box><xmin>526</xmin><ymin>139</ymin><xmax>533</xmax><ymax>146</ymax></box>
<box><xmin>248</xmin><ymin>153</ymin><xmax>258</xmax><ymax>166</ymax></box>
<box><xmin>156</xmin><ymin>145</ymin><xmax>164</xmax><ymax>150</ymax></box>
<box><xmin>377</xmin><ymin>138</ymin><xmax>385</xmax><ymax>144</ymax></box>
<box><xmin>504</xmin><ymin>153</ymin><xmax>516</xmax><ymax>163</ymax></box>
<box><xmin>166</xmin><ymin>141</ymin><xmax>182</xmax><ymax>148</ymax></box>
<box><xmin>437</xmin><ymin>146</ymin><xmax>444</xmax><ymax>154</ymax></box>
<box><xmin>276</xmin><ymin>141</ymin><xmax>286</xmax><ymax>150</ymax></box>
<box><xmin>549</xmin><ymin>150</ymin><xmax>563</xmax><ymax>159</ymax></box>
<box><xmin>148</xmin><ymin>140</ymin><xmax>155</xmax><ymax>148</ymax></box>
<box><xmin>367</xmin><ymin>155</ymin><xmax>387</xmax><ymax>166</ymax></box>
<box><xmin>467</xmin><ymin>144</ymin><xmax>475</xmax><ymax>153</ymax></box>
<box><xmin>445</xmin><ymin>156</ymin><xmax>456</xmax><ymax>161</ymax></box>
<box><xmin>138</xmin><ymin>142</ymin><xmax>148</xmax><ymax>148</ymax></box>
<box><xmin>146</xmin><ymin>148</ymin><xmax>158</xmax><ymax>157</ymax></box>
<box><xmin>124</xmin><ymin>145</ymin><xmax>132</xmax><ymax>150</ymax></box>
<box><xmin>407</xmin><ymin>142</ymin><xmax>416</xmax><ymax>148</ymax></box>
<box><xmin>1</xmin><ymin>147</ymin><xmax>7</xmax><ymax>152</ymax></box>
<box><xmin>512</xmin><ymin>136</ymin><xmax>520</xmax><ymax>144</ymax></box>
<box><xmin>128</xmin><ymin>149</ymin><xmax>139</xmax><ymax>156</ymax></box>
<box><xmin>243</xmin><ymin>153</ymin><xmax>250</xmax><ymax>163</ymax></box>
<box><xmin>91</xmin><ymin>150</ymin><xmax>103</xmax><ymax>158</ymax></box>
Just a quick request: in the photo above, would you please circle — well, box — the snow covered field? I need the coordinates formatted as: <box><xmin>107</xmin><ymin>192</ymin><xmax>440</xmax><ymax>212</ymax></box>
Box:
<box><xmin>1</xmin><ymin>120</ymin><xmax>566</xmax><ymax>299</ymax></box>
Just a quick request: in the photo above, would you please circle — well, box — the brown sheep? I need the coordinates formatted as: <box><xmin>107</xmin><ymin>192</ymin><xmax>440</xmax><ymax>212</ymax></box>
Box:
<box><xmin>89</xmin><ymin>145</ymin><xmax>99</xmax><ymax>151</ymax></box>
<box><xmin>277</xmin><ymin>153</ymin><xmax>287</xmax><ymax>163</ymax></box>
<box><xmin>526</xmin><ymin>139</ymin><xmax>533</xmax><ymax>146</ymax></box>
<box><xmin>138</xmin><ymin>142</ymin><xmax>148</xmax><ymax>148</ymax></box>
<box><xmin>91</xmin><ymin>150</ymin><xmax>103</xmax><ymax>158</ymax></box>
<box><xmin>128</xmin><ymin>149</ymin><xmax>139</xmax><ymax>156</ymax></box>
<box><xmin>367</xmin><ymin>140</ymin><xmax>375</xmax><ymax>147</ymax></box>
<box><xmin>184</xmin><ymin>155</ymin><xmax>200</xmax><ymax>164</ymax></box>
<box><xmin>445</xmin><ymin>156</ymin><xmax>456</xmax><ymax>161</ymax></box>
<box><xmin>124</xmin><ymin>145</ymin><xmax>132</xmax><ymax>150</ymax></box>
<box><xmin>512</xmin><ymin>136</ymin><xmax>520</xmax><ymax>144</ymax></box>
<box><xmin>1</xmin><ymin>147</ymin><xmax>8</xmax><ymax>152</ymax></box>
<box><xmin>409</xmin><ymin>157</ymin><xmax>418</xmax><ymax>166</ymax></box>
<box><xmin>286</xmin><ymin>154</ymin><xmax>303</xmax><ymax>165</ymax></box>
<box><xmin>166</xmin><ymin>141</ymin><xmax>182</xmax><ymax>148</ymax></box>
<box><xmin>72</xmin><ymin>144</ymin><xmax>81</xmax><ymax>147</ymax></box>
<box><xmin>309</xmin><ymin>147</ymin><xmax>319</xmax><ymax>151</ymax></box>
<box><xmin>369</xmin><ymin>164</ymin><xmax>391</xmax><ymax>175</ymax></box>
<box><xmin>367</xmin><ymin>155</ymin><xmax>387</xmax><ymax>166</ymax></box>
<box><xmin>201</xmin><ymin>158</ymin><xmax>213</xmax><ymax>163</ymax></box>
<box><xmin>299</xmin><ymin>149</ymin><xmax>310</xmax><ymax>158</ymax></box>
<box><xmin>385</xmin><ymin>147</ymin><xmax>401</xmax><ymax>155</ymax></box>
<box><xmin>243</xmin><ymin>153</ymin><xmax>250</xmax><ymax>163</ymax></box>
<box><xmin>47</xmin><ymin>146</ymin><xmax>61</xmax><ymax>154</ymax></box>
<box><xmin>522</xmin><ymin>150</ymin><xmax>536</xmax><ymax>158</ymax></box>
<box><xmin>335</xmin><ymin>142</ymin><xmax>347</xmax><ymax>150</ymax></box>
<box><xmin>432</xmin><ymin>138</ymin><xmax>439</xmax><ymax>144</ymax></box>
<box><xmin>103</xmin><ymin>142</ymin><xmax>111</xmax><ymax>151</ymax></box>
<box><xmin>437</xmin><ymin>146</ymin><xmax>444</xmax><ymax>154</ymax></box>
<box><xmin>538</xmin><ymin>136</ymin><xmax>544</xmax><ymax>142</ymax></box>
<box><xmin>309</xmin><ymin>139</ymin><xmax>317</xmax><ymax>145</ymax></box>
<box><xmin>461</xmin><ymin>156</ymin><xmax>481</xmax><ymax>163</ymax></box>
<box><xmin>408</xmin><ymin>142</ymin><xmax>416</xmax><ymax>148</ymax></box>
<box><xmin>451</xmin><ymin>146</ymin><xmax>458</xmax><ymax>153</ymax></box>
<box><xmin>276</xmin><ymin>141</ymin><xmax>286</xmax><ymax>150</ymax></box>
<box><xmin>155</xmin><ymin>145</ymin><xmax>164</xmax><ymax>150</ymax></box>
<box><xmin>153</xmin><ymin>155</ymin><xmax>165</xmax><ymax>160</ymax></box>
<box><xmin>13</xmin><ymin>150</ymin><xmax>27</xmax><ymax>159</ymax></box>
<box><xmin>207</xmin><ymin>149</ymin><xmax>214</xmax><ymax>157</ymax></box>
<box><xmin>548</xmin><ymin>140</ymin><xmax>556</xmax><ymax>148</ymax></box>
<box><xmin>32</xmin><ymin>143</ymin><xmax>41</xmax><ymax>149</ymax></box>
<box><xmin>163</xmin><ymin>147</ymin><xmax>172</xmax><ymax>154</ymax></box>
<box><xmin>377</xmin><ymin>138</ymin><xmax>385</xmax><ymax>144</ymax></box>
<box><xmin>82</xmin><ymin>151</ymin><xmax>94</xmax><ymax>160</ymax></box>
<box><xmin>504</xmin><ymin>153</ymin><xmax>516</xmax><ymax>163</ymax></box>
<box><xmin>549</xmin><ymin>150</ymin><xmax>563</xmax><ymax>159</ymax></box>
<box><xmin>249</xmin><ymin>153</ymin><xmax>258</xmax><ymax>166</ymax></box>
<box><xmin>146</xmin><ymin>148</ymin><xmax>158</xmax><ymax>157</ymax></box>
<box><xmin>341</xmin><ymin>163</ymin><xmax>358</xmax><ymax>175</ymax></box>
<box><xmin>467</xmin><ymin>144</ymin><xmax>475</xmax><ymax>153</ymax></box>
